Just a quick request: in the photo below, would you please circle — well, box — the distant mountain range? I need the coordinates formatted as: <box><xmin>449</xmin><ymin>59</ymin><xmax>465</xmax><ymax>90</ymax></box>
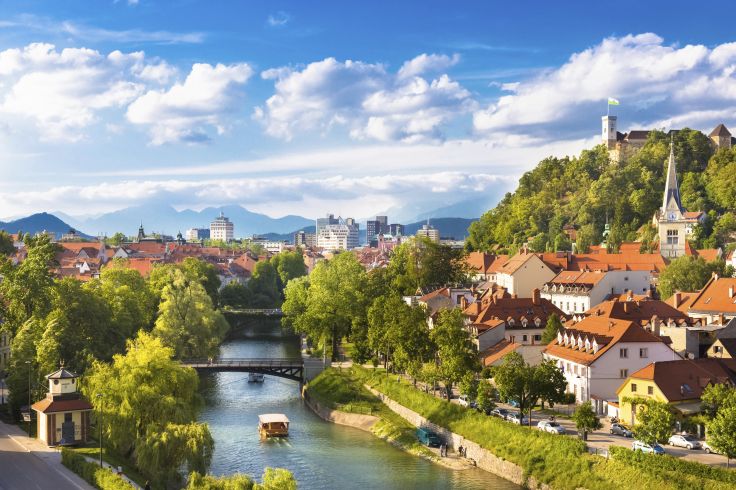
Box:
<box><xmin>55</xmin><ymin>204</ymin><xmax>314</xmax><ymax>237</ymax></box>
<box><xmin>0</xmin><ymin>212</ymin><xmax>92</xmax><ymax>239</ymax></box>
<box><xmin>1</xmin><ymin>205</ymin><xmax>478</xmax><ymax>244</ymax></box>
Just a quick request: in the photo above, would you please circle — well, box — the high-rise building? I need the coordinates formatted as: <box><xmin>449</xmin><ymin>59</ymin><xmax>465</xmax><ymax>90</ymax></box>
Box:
<box><xmin>316</xmin><ymin>214</ymin><xmax>339</xmax><ymax>236</ymax></box>
<box><xmin>186</xmin><ymin>228</ymin><xmax>210</xmax><ymax>241</ymax></box>
<box><xmin>294</xmin><ymin>230</ymin><xmax>317</xmax><ymax>247</ymax></box>
<box><xmin>416</xmin><ymin>223</ymin><xmax>440</xmax><ymax>243</ymax></box>
<box><xmin>366</xmin><ymin>220</ymin><xmax>380</xmax><ymax>243</ymax></box>
<box><xmin>389</xmin><ymin>223</ymin><xmax>404</xmax><ymax>236</ymax></box>
<box><xmin>317</xmin><ymin>216</ymin><xmax>359</xmax><ymax>250</ymax></box>
<box><xmin>210</xmin><ymin>212</ymin><xmax>234</xmax><ymax>242</ymax></box>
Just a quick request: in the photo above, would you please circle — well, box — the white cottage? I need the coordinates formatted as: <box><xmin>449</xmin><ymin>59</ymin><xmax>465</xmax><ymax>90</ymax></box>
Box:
<box><xmin>31</xmin><ymin>368</ymin><xmax>92</xmax><ymax>446</ymax></box>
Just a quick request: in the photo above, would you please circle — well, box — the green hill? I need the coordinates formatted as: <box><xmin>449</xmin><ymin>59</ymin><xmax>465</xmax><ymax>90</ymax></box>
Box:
<box><xmin>467</xmin><ymin>129</ymin><xmax>736</xmax><ymax>254</ymax></box>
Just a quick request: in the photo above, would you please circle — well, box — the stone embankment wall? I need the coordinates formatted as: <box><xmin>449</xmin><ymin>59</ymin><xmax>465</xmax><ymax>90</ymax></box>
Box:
<box><xmin>302</xmin><ymin>388</ymin><xmax>378</xmax><ymax>432</ymax></box>
<box><xmin>365</xmin><ymin>386</ymin><xmax>549</xmax><ymax>490</ymax></box>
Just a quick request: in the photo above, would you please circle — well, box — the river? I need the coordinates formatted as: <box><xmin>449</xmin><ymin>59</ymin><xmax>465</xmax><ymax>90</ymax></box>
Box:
<box><xmin>198</xmin><ymin>318</ymin><xmax>518</xmax><ymax>489</ymax></box>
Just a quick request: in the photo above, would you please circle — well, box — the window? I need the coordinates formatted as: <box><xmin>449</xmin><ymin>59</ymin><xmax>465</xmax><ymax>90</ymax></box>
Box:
<box><xmin>522</xmin><ymin>335</ymin><xmax>528</xmax><ymax>342</ymax></box>
<box><xmin>620</xmin><ymin>348</ymin><xmax>629</xmax><ymax>359</ymax></box>
<box><xmin>666</xmin><ymin>229</ymin><xmax>679</xmax><ymax>245</ymax></box>
<box><xmin>631</xmin><ymin>383</ymin><xmax>637</xmax><ymax>393</ymax></box>
<box><xmin>715</xmin><ymin>346</ymin><xmax>722</xmax><ymax>353</ymax></box>
<box><xmin>640</xmin><ymin>348</ymin><xmax>648</xmax><ymax>358</ymax></box>
<box><xmin>566</xmin><ymin>302</ymin><xmax>570</xmax><ymax>311</ymax></box>
<box><xmin>534</xmin><ymin>334</ymin><xmax>541</xmax><ymax>342</ymax></box>
<box><xmin>647</xmin><ymin>386</ymin><xmax>654</xmax><ymax>395</ymax></box>
<box><xmin>620</xmin><ymin>369</ymin><xmax>628</xmax><ymax>378</ymax></box>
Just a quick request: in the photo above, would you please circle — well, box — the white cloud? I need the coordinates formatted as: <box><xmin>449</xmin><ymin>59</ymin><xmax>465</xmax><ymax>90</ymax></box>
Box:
<box><xmin>267</xmin><ymin>11</ymin><xmax>291</xmax><ymax>27</ymax></box>
<box><xmin>0</xmin><ymin>43</ymin><xmax>158</xmax><ymax>141</ymax></box>
<box><xmin>473</xmin><ymin>33</ymin><xmax>736</xmax><ymax>137</ymax></box>
<box><xmin>255</xmin><ymin>53</ymin><xmax>473</xmax><ymax>142</ymax></box>
<box><xmin>126</xmin><ymin>62</ymin><xmax>253</xmax><ymax>144</ymax></box>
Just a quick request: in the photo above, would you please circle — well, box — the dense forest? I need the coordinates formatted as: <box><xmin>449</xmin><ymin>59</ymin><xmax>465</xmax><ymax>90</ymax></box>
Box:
<box><xmin>466</xmin><ymin>129</ymin><xmax>736</xmax><ymax>254</ymax></box>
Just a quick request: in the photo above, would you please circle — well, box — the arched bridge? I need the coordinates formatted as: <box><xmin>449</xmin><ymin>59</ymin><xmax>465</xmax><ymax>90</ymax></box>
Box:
<box><xmin>182</xmin><ymin>357</ymin><xmax>325</xmax><ymax>383</ymax></box>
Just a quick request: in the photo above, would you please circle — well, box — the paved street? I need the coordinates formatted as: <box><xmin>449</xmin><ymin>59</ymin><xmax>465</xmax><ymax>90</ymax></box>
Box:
<box><xmin>0</xmin><ymin>421</ymin><xmax>93</xmax><ymax>490</ymax></box>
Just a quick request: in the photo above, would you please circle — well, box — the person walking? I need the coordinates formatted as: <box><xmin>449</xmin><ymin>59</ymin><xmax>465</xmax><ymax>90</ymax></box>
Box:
<box><xmin>458</xmin><ymin>445</ymin><xmax>463</xmax><ymax>458</ymax></box>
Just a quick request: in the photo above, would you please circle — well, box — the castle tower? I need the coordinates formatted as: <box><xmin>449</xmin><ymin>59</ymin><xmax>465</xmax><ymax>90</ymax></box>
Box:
<box><xmin>602</xmin><ymin>115</ymin><xmax>617</xmax><ymax>149</ymax></box>
<box><xmin>709</xmin><ymin>124</ymin><xmax>732</xmax><ymax>150</ymax></box>
<box><xmin>137</xmin><ymin>223</ymin><xmax>145</xmax><ymax>242</ymax></box>
<box><xmin>658</xmin><ymin>139</ymin><xmax>688</xmax><ymax>258</ymax></box>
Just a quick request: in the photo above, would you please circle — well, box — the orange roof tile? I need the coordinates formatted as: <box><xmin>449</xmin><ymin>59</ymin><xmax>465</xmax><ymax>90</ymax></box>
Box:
<box><xmin>482</xmin><ymin>340</ymin><xmax>522</xmax><ymax>366</ymax></box>
<box><xmin>625</xmin><ymin>358</ymin><xmax>736</xmax><ymax>402</ymax></box>
<box><xmin>686</xmin><ymin>276</ymin><xmax>736</xmax><ymax>315</ymax></box>
<box><xmin>547</xmin><ymin>270</ymin><xmax>607</xmax><ymax>286</ymax></box>
<box><xmin>583</xmin><ymin>297</ymin><xmax>694</xmax><ymax>326</ymax></box>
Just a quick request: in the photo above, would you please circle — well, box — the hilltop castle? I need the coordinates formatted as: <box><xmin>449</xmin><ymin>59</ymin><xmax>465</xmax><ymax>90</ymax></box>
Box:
<box><xmin>602</xmin><ymin>115</ymin><xmax>734</xmax><ymax>163</ymax></box>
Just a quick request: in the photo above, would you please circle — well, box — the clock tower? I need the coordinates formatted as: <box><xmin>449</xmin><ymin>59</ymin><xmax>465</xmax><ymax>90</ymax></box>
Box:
<box><xmin>658</xmin><ymin>139</ymin><xmax>688</xmax><ymax>258</ymax></box>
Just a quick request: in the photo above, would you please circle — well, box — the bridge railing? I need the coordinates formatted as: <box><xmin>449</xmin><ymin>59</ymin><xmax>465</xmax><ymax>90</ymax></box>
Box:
<box><xmin>181</xmin><ymin>357</ymin><xmax>304</xmax><ymax>367</ymax></box>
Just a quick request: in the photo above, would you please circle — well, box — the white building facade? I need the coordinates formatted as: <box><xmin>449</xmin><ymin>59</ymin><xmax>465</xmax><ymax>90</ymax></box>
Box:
<box><xmin>541</xmin><ymin>270</ymin><xmax>651</xmax><ymax>315</ymax></box>
<box><xmin>316</xmin><ymin>218</ymin><xmax>359</xmax><ymax>250</ymax></box>
<box><xmin>210</xmin><ymin>213</ymin><xmax>234</xmax><ymax>242</ymax></box>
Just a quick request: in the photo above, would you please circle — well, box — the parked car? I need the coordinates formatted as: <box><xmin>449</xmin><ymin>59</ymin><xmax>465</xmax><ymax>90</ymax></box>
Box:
<box><xmin>703</xmin><ymin>441</ymin><xmax>722</xmax><ymax>455</ymax></box>
<box><xmin>668</xmin><ymin>434</ymin><xmax>701</xmax><ymax>450</ymax></box>
<box><xmin>491</xmin><ymin>408</ymin><xmax>509</xmax><ymax>419</ymax></box>
<box><xmin>506</xmin><ymin>412</ymin><xmax>529</xmax><ymax>425</ymax></box>
<box><xmin>458</xmin><ymin>395</ymin><xmax>469</xmax><ymax>407</ymax></box>
<box><xmin>609</xmin><ymin>423</ymin><xmax>633</xmax><ymax>438</ymax></box>
<box><xmin>632</xmin><ymin>440</ymin><xmax>665</xmax><ymax>455</ymax></box>
<box><xmin>507</xmin><ymin>398</ymin><xmax>520</xmax><ymax>408</ymax></box>
<box><xmin>416</xmin><ymin>428</ymin><xmax>442</xmax><ymax>448</ymax></box>
<box><xmin>537</xmin><ymin>420</ymin><xmax>566</xmax><ymax>434</ymax></box>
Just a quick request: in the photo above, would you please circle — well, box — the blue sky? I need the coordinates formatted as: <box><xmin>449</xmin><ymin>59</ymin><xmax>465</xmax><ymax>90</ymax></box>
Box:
<box><xmin>1</xmin><ymin>0</ymin><xmax>736</xmax><ymax>223</ymax></box>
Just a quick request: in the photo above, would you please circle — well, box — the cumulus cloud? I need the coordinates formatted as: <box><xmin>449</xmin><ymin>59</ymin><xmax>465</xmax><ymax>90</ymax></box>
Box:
<box><xmin>473</xmin><ymin>33</ymin><xmax>736</xmax><ymax>137</ymax></box>
<box><xmin>254</xmin><ymin>53</ymin><xmax>474</xmax><ymax>142</ymax></box>
<box><xmin>0</xmin><ymin>43</ymin><xmax>160</xmax><ymax>141</ymax></box>
<box><xmin>126</xmin><ymin>62</ymin><xmax>253</xmax><ymax>144</ymax></box>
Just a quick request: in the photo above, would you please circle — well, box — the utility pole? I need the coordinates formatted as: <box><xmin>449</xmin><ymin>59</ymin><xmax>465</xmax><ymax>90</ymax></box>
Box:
<box><xmin>25</xmin><ymin>361</ymin><xmax>31</xmax><ymax>436</ymax></box>
<box><xmin>96</xmin><ymin>393</ymin><xmax>104</xmax><ymax>468</ymax></box>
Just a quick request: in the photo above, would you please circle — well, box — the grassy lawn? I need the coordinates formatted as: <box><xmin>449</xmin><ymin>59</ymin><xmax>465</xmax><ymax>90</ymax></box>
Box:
<box><xmin>70</xmin><ymin>444</ymin><xmax>153</xmax><ymax>489</ymax></box>
<box><xmin>343</xmin><ymin>366</ymin><xmax>734</xmax><ymax>490</ymax></box>
<box><xmin>306</xmin><ymin>368</ymin><xmax>435</xmax><ymax>460</ymax></box>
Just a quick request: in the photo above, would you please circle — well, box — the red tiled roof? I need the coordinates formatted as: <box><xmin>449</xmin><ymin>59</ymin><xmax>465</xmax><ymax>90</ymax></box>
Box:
<box><xmin>544</xmin><ymin>316</ymin><xmax>666</xmax><ymax>365</ymax></box>
<box><xmin>467</xmin><ymin>295</ymin><xmax>567</xmax><ymax>329</ymax></box>
<box><xmin>686</xmin><ymin>276</ymin><xmax>736</xmax><ymax>315</ymax></box>
<box><xmin>32</xmin><ymin>397</ymin><xmax>93</xmax><ymax>414</ymax></box>
<box><xmin>547</xmin><ymin>270</ymin><xmax>607</xmax><ymax>286</ymax></box>
<box><xmin>625</xmin><ymin>358</ymin><xmax>736</xmax><ymax>402</ymax></box>
<box><xmin>481</xmin><ymin>340</ymin><xmax>521</xmax><ymax>366</ymax></box>
<box><xmin>583</xmin><ymin>297</ymin><xmax>694</xmax><ymax>327</ymax></box>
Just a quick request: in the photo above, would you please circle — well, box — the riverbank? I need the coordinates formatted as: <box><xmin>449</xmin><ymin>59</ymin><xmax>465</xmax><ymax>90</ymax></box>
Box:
<box><xmin>352</xmin><ymin>366</ymin><xmax>736</xmax><ymax>490</ymax></box>
<box><xmin>303</xmin><ymin>367</ymin><xmax>474</xmax><ymax>471</ymax></box>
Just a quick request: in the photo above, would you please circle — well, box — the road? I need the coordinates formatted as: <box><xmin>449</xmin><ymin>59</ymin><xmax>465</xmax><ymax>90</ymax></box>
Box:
<box><xmin>490</xmin><ymin>401</ymin><xmax>732</xmax><ymax>468</ymax></box>
<box><xmin>0</xmin><ymin>422</ymin><xmax>93</xmax><ymax>490</ymax></box>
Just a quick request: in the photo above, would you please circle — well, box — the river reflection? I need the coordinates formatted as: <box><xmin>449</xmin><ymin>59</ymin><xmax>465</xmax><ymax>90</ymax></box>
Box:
<box><xmin>198</xmin><ymin>318</ymin><xmax>518</xmax><ymax>489</ymax></box>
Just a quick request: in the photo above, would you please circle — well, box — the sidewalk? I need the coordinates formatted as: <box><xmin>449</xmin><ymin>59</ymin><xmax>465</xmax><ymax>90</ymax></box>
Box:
<box><xmin>0</xmin><ymin>419</ymin><xmax>94</xmax><ymax>490</ymax></box>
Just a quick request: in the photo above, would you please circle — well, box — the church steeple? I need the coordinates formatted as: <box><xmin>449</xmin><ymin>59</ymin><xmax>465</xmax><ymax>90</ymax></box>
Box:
<box><xmin>661</xmin><ymin>137</ymin><xmax>683</xmax><ymax>217</ymax></box>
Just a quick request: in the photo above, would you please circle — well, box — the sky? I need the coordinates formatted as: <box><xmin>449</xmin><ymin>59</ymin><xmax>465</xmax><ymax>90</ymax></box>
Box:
<box><xmin>1</xmin><ymin>0</ymin><xmax>736</xmax><ymax>222</ymax></box>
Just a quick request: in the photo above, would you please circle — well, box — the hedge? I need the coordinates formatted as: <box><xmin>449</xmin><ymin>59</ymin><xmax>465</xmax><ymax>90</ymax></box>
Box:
<box><xmin>609</xmin><ymin>446</ymin><xmax>736</xmax><ymax>487</ymax></box>
<box><xmin>61</xmin><ymin>448</ymin><xmax>136</xmax><ymax>490</ymax></box>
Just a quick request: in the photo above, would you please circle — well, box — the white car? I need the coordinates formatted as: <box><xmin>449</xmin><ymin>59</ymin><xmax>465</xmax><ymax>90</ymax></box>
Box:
<box><xmin>668</xmin><ymin>434</ymin><xmax>701</xmax><ymax>450</ymax></box>
<box><xmin>506</xmin><ymin>413</ymin><xmax>529</xmax><ymax>425</ymax></box>
<box><xmin>458</xmin><ymin>395</ymin><xmax>469</xmax><ymax>407</ymax></box>
<box><xmin>703</xmin><ymin>441</ymin><xmax>721</xmax><ymax>454</ymax></box>
<box><xmin>537</xmin><ymin>420</ymin><xmax>566</xmax><ymax>434</ymax></box>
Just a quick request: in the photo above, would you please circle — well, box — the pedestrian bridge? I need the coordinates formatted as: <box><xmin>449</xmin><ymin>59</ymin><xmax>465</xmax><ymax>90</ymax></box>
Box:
<box><xmin>182</xmin><ymin>357</ymin><xmax>325</xmax><ymax>383</ymax></box>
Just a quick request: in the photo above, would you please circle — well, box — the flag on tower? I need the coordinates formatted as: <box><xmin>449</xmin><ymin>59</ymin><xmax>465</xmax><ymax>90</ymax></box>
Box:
<box><xmin>608</xmin><ymin>97</ymin><xmax>620</xmax><ymax>106</ymax></box>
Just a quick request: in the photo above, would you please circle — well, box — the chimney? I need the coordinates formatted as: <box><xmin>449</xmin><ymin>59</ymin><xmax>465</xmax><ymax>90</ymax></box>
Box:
<box><xmin>532</xmin><ymin>288</ymin><xmax>541</xmax><ymax>305</ymax></box>
<box><xmin>673</xmin><ymin>292</ymin><xmax>681</xmax><ymax>309</ymax></box>
<box><xmin>646</xmin><ymin>288</ymin><xmax>653</xmax><ymax>299</ymax></box>
<box><xmin>719</xmin><ymin>313</ymin><xmax>725</xmax><ymax>326</ymax></box>
<box><xmin>729</xmin><ymin>286</ymin><xmax>735</xmax><ymax>299</ymax></box>
<box><xmin>623</xmin><ymin>301</ymin><xmax>631</xmax><ymax>314</ymax></box>
<box><xmin>460</xmin><ymin>296</ymin><xmax>468</xmax><ymax>309</ymax></box>
<box><xmin>651</xmin><ymin>319</ymin><xmax>660</xmax><ymax>337</ymax></box>
<box><xmin>627</xmin><ymin>289</ymin><xmax>633</xmax><ymax>301</ymax></box>
<box><xmin>511</xmin><ymin>293</ymin><xmax>518</xmax><ymax>299</ymax></box>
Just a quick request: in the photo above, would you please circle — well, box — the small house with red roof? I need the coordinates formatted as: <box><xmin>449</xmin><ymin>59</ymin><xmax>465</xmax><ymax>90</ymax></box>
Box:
<box><xmin>31</xmin><ymin>368</ymin><xmax>92</xmax><ymax>446</ymax></box>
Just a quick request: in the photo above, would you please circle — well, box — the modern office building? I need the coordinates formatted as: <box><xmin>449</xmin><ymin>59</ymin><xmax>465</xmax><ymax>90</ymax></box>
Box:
<box><xmin>210</xmin><ymin>212</ymin><xmax>234</xmax><ymax>241</ymax></box>
<box><xmin>416</xmin><ymin>223</ymin><xmax>440</xmax><ymax>243</ymax></box>
<box><xmin>317</xmin><ymin>216</ymin><xmax>360</xmax><ymax>250</ymax></box>
<box><xmin>294</xmin><ymin>230</ymin><xmax>317</xmax><ymax>247</ymax></box>
<box><xmin>316</xmin><ymin>214</ymin><xmax>340</xmax><ymax>236</ymax></box>
<box><xmin>185</xmin><ymin>228</ymin><xmax>210</xmax><ymax>241</ymax></box>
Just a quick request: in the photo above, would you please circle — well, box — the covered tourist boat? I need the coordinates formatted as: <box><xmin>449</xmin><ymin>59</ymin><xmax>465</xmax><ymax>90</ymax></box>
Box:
<box><xmin>258</xmin><ymin>413</ymin><xmax>289</xmax><ymax>437</ymax></box>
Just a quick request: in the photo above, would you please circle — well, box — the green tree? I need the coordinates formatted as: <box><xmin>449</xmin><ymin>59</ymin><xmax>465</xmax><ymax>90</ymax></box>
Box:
<box><xmin>220</xmin><ymin>282</ymin><xmax>253</xmax><ymax>309</ymax></box>
<box><xmin>107</xmin><ymin>232</ymin><xmax>128</xmax><ymax>246</ymax></box>
<box><xmin>259</xmin><ymin>468</ymin><xmax>297</xmax><ymax>490</ymax></box>
<box><xmin>83</xmin><ymin>332</ymin><xmax>212</xmax><ymax>486</ymax></box>
<box><xmin>476</xmin><ymin>379</ymin><xmax>497</xmax><ymax>414</ymax></box>
<box><xmin>701</xmin><ymin>384</ymin><xmax>736</xmax><ymax>419</ymax></box>
<box><xmin>430</xmin><ymin>308</ymin><xmax>479</xmax><ymax>400</ymax></box>
<box><xmin>5</xmin><ymin>317</ymin><xmax>46</xmax><ymax>415</ymax></box>
<box><xmin>541</xmin><ymin>313</ymin><xmax>564</xmax><ymax>344</ymax></box>
<box><xmin>707</xmin><ymin>406</ymin><xmax>736</xmax><ymax>466</ymax></box>
<box><xmin>152</xmin><ymin>269</ymin><xmax>229</xmax><ymax>358</ymax></box>
<box><xmin>658</xmin><ymin>256</ymin><xmax>726</xmax><ymax>298</ymax></box>
<box><xmin>367</xmin><ymin>295</ymin><xmax>431</xmax><ymax>372</ymax></box>
<box><xmin>572</xmin><ymin>401</ymin><xmax>602</xmax><ymax>439</ymax></box>
<box><xmin>632</xmin><ymin>399</ymin><xmax>675</xmax><ymax>444</ymax></box>
<box><xmin>270</xmin><ymin>250</ymin><xmax>307</xmax><ymax>288</ymax></box>
<box><xmin>248</xmin><ymin>261</ymin><xmax>281</xmax><ymax>307</ymax></box>
<box><xmin>0</xmin><ymin>230</ymin><xmax>14</xmax><ymax>256</ymax></box>
<box><xmin>535</xmin><ymin>359</ymin><xmax>568</xmax><ymax>409</ymax></box>
<box><xmin>180</xmin><ymin>257</ymin><xmax>222</xmax><ymax>307</ymax></box>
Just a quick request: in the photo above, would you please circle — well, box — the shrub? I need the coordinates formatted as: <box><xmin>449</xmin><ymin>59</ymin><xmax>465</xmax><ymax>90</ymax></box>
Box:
<box><xmin>61</xmin><ymin>448</ymin><xmax>135</xmax><ymax>490</ymax></box>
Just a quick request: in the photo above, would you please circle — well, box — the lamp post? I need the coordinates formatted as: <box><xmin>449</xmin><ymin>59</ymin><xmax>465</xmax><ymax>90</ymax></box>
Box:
<box><xmin>25</xmin><ymin>360</ymin><xmax>31</xmax><ymax>436</ymax></box>
<box><xmin>96</xmin><ymin>393</ymin><xmax>104</xmax><ymax>468</ymax></box>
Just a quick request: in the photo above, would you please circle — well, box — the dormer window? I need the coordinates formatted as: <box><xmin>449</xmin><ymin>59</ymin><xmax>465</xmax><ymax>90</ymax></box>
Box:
<box><xmin>557</xmin><ymin>331</ymin><xmax>563</xmax><ymax>344</ymax></box>
<box><xmin>535</xmin><ymin>318</ymin><xmax>542</xmax><ymax>327</ymax></box>
<box><xmin>521</xmin><ymin>319</ymin><xmax>528</xmax><ymax>328</ymax></box>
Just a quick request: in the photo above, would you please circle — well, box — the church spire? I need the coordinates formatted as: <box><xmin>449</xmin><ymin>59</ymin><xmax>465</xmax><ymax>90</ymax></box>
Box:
<box><xmin>661</xmin><ymin>135</ymin><xmax>683</xmax><ymax>216</ymax></box>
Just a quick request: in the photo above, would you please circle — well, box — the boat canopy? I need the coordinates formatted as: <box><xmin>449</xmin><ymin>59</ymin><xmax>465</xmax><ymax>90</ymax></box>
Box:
<box><xmin>259</xmin><ymin>413</ymin><xmax>290</xmax><ymax>424</ymax></box>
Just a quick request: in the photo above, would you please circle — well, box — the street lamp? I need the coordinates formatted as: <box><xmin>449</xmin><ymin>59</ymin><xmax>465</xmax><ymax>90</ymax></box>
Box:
<box><xmin>25</xmin><ymin>360</ymin><xmax>31</xmax><ymax>436</ymax></box>
<box><xmin>96</xmin><ymin>393</ymin><xmax>104</xmax><ymax>468</ymax></box>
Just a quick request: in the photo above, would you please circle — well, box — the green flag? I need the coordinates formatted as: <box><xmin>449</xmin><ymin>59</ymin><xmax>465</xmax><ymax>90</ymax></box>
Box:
<box><xmin>608</xmin><ymin>97</ymin><xmax>620</xmax><ymax>106</ymax></box>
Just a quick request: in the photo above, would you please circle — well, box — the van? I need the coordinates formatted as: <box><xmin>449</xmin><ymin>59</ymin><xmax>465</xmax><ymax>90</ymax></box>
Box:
<box><xmin>416</xmin><ymin>427</ymin><xmax>442</xmax><ymax>447</ymax></box>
